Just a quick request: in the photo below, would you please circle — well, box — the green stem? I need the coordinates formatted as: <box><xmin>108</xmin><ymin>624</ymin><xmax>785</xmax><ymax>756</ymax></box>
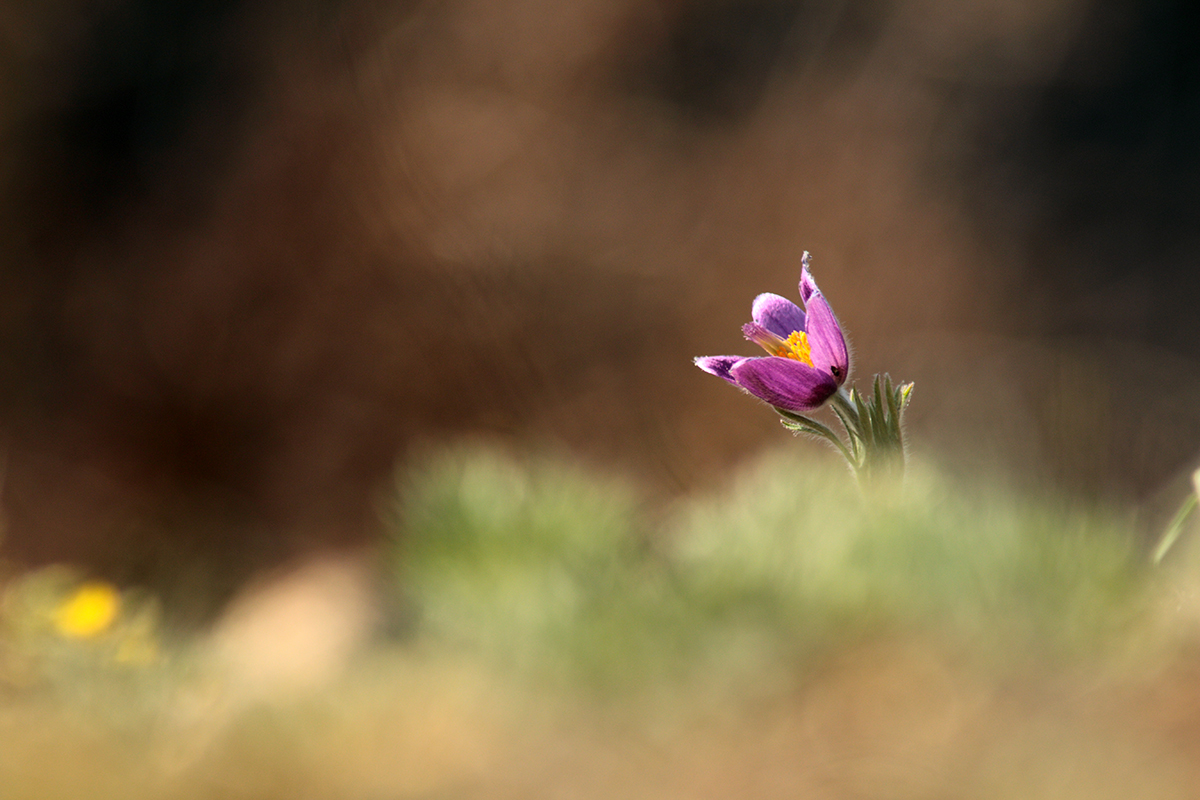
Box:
<box><xmin>1153</xmin><ymin>491</ymin><xmax>1199</xmax><ymax>564</ymax></box>
<box><xmin>831</xmin><ymin>389</ymin><xmax>860</xmax><ymax>435</ymax></box>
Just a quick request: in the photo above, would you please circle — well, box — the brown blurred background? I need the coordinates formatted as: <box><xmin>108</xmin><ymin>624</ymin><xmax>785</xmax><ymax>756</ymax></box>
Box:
<box><xmin>1</xmin><ymin>0</ymin><xmax>1198</xmax><ymax>602</ymax></box>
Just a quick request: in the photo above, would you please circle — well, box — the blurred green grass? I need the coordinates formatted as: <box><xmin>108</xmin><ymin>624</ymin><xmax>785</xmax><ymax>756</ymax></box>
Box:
<box><xmin>3</xmin><ymin>443</ymin><xmax>1197</xmax><ymax>799</ymax></box>
<box><xmin>393</xmin><ymin>446</ymin><xmax>1148</xmax><ymax>688</ymax></box>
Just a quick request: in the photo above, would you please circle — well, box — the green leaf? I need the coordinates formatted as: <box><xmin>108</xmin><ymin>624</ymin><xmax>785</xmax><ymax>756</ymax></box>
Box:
<box><xmin>853</xmin><ymin>389</ymin><xmax>875</xmax><ymax>449</ymax></box>
<box><xmin>883</xmin><ymin>374</ymin><xmax>902</xmax><ymax>446</ymax></box>
<box><xmin>778</xmin><ymin>412</ymin><xmax>854</xmax><ymax>464</ymax></box>
<box><xmin>869</xmin><ymin>375</ymin><xmax>888</xmax><ymax>446</ymax></box>
<box><xmin>1152</xmin><ymin>471</ymin><xmax>1200</xmax><ymax>563</ymax></box>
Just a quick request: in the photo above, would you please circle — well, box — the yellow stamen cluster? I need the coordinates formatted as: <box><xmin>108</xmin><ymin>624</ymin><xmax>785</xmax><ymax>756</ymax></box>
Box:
<box><xmin>774</xmin><ymin>330</ymin><xmax>814</xmax><ymax>367</ymax></box>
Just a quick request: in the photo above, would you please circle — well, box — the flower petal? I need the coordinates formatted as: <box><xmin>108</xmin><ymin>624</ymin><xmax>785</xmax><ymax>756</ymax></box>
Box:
<box><xmin>751</xmin><ymin>293</ymin><xmax>805</xmax><ymax>338</ymax></box>
<box><xmin>798</xmin><ymin>252</ymin><xmax>816</xmax><ymax>303</ymax></box>
<box><xmin>694</xmin><ymin>355</ymin><xmax>746</xmax><ymax>385</ymax></box>
<box><xmin>803</xmin><ymin>292</ymin><xmax>849</xmax><ymax>385</ymax></box>
<box><xmin>730</xmin><ymin>356</ymin><xmax>838</xmax><ymax>413</ymax></box>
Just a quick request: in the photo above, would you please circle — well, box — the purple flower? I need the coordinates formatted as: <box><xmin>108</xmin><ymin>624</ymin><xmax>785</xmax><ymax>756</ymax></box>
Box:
<box><xmin>695</xmin><ymin>253</ymin><xmax>849</xmax><ymax>414</ymax></box>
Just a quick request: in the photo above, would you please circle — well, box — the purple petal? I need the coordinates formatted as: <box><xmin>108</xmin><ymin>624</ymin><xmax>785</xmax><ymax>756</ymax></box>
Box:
<box><xmin>798</xmin><ymin>253</ymin><xmax>816</xmax><ymax>303</ymax></box>
<box><xmin>730</xmin><ymin>356</ymin><xmax>838</xmax><ymax>413</ymax></box>
<box><xmin>750</xmin><ymin>293</ymin><xmax>805</xmax><ymax>338</ymax></box>
<box><xmin>803</xmin><ymin>292</ymin><xmax>849</xmax><ymax>385</ymax></box>
<box><xmin>695</xmin><ymin>355</ymin><xmax>746</xmax><ymax>385</ymax></box>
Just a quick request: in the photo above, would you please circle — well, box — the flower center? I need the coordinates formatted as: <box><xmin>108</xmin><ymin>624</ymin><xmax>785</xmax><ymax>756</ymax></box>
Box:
<box><xmin>774</xmin><ymin>330</ymin><xmax>814</xmax><ymax>367</ymax></box>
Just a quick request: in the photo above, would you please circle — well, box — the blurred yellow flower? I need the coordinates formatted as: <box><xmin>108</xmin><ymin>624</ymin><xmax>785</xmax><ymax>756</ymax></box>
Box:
<box><xmin>53</xmin><ymin>581</ymin><xmax>121</xmax><ymax>639</ymax></box>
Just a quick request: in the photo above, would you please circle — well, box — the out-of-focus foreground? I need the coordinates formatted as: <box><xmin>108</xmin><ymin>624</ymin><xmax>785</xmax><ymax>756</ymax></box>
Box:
<box><xmin>4</xmin><ymin>447</ymin><xmax>1200</xmax><ymax>798</ymax></box>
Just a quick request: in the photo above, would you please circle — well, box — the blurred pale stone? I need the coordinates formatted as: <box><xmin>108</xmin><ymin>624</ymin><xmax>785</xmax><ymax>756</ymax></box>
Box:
<box><xmin>206</xmin><ymin>553</ymin><xmax>377</xmax><ymax>700</ymax></box>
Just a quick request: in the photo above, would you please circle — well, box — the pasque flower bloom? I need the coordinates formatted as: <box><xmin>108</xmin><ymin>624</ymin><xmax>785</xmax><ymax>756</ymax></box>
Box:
<box><xmin>695</xmin><ymin>254</ymin><xmax>849</xmax><ymax>413</ymax></box>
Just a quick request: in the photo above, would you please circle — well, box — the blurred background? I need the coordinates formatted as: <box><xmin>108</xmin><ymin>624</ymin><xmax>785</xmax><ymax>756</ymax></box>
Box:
<box><xmin>0</xmin><ymin>0</ymin><xmax>1198</xmax><ymax>602</ymax></box>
